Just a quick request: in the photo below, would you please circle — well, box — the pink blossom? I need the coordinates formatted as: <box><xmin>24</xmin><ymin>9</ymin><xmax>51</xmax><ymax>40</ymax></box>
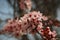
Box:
<box><xmin>0</xmin><ymin>11</ymin><xmax>58</xmax><ymax>40</ymax></box>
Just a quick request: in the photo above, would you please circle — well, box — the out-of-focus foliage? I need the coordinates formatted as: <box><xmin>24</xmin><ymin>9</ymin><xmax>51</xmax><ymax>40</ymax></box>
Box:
<box><xmin>33</xmin><ymin>0</ymin><xmax>60</xmax><ymax>18</ymax></box>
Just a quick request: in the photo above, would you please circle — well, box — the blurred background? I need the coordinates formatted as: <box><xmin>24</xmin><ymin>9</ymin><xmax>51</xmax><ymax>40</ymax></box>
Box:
<box><xmin>0</xmin><ymin>0</ymin><xmax>60</xmax><ymax>40</ymax></box>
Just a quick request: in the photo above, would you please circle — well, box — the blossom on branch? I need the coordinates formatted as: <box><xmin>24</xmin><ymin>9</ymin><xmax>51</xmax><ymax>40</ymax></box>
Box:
<box><xmin>0</xmin><ymin>11</ymin><xmax>60</xmax><ymax>40</ymax></box>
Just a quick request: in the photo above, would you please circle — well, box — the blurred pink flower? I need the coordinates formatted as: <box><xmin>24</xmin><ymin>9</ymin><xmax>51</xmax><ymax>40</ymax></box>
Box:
<box><xmin>1</xmin><ymin>11</ymin><xmax>58</xmax><ymax>40</ymax></box>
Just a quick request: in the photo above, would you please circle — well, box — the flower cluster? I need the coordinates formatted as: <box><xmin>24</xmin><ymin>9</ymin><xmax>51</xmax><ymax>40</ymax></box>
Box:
<box><xmin>40</xmin><ymin>27</ymin><xmax>57</xmax><ymax>40</ymax></box>
<box><xmin>19</xmin><ymin>0</ymin><xmax>32</xmax><ymax>12</ymax></box>
<box><xmin>0</xmin><ymin>11</ymin><xmax>60</xmax><ymax>40</ymax></box>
